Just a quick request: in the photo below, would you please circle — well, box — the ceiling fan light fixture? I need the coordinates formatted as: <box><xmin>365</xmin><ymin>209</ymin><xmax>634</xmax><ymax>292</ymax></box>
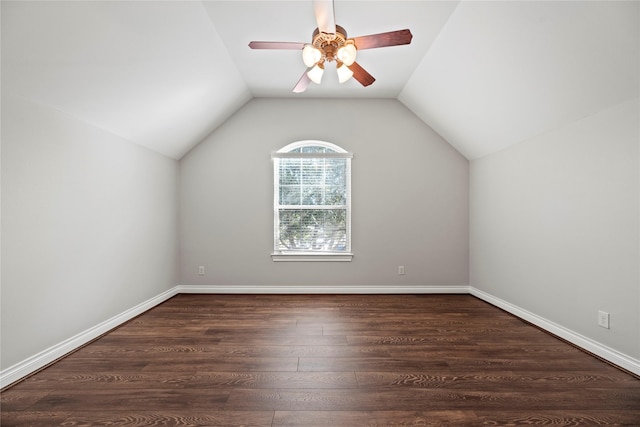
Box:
<box><xmin>337</xmin><ymin>62</ymin><xmax>354</xmax><ymax>83</ymax></box>
<box><xmin>248</xmin><ymin>1</ymin><xmax>413</xmax><ymax>93</ymax></box>
<box><xmin>302</xmin><ymin>44</ymin><xmax>323</xmax><ymax>67</ymax></box>
<box><xmin>337</xmin><ymin>41</ymin><xmax>356</xmax><ymax>66</ymax></box>
<box><xmin>307</xmin><ymin>62</ymin><xmax>325</xmax><ymax>84</ymax></box>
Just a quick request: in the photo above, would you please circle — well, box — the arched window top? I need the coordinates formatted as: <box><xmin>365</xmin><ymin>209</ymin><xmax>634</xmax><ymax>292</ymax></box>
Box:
<box><xmin>273</xmin><ymin>141</ymin><xmax>352</xmax><ymax>159</ymax></box>
<box><xmin>278</xmin><ymin>140</ymin><xmax>348</xmax><ymax>154</ymax></box>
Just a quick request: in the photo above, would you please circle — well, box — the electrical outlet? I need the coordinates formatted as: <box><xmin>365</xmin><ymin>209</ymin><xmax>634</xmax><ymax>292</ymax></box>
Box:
<box><xmin>198</xmin><ymin>266</ymin><xmax>205</xmax><ymax>276</ymax></box>
<box><xmin>398</xmin><ymin>266</ymin><xmax>405</xmax><ymax>275</ymax></box>
<box><xmin>597</xmin><ymin>310</ymin><xmax>610</xmax><ymax>329</ymax></box>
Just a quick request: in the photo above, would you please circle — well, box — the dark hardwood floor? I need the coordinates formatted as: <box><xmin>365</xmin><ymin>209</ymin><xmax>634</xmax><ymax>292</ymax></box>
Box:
<box><xmin>2</xmin><ymin>294</ymin><xmax>640</xmax><ymax>426</ymax></box>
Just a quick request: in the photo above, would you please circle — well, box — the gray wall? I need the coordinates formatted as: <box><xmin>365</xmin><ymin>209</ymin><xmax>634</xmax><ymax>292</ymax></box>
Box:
<box><xmin>179</xmin><ymin>98</ymin><xmax>469</xmax><ymax>288</ymax></box>
<box><xmin>1</xmin><ymin>95</ymin><xmax>179</xmax><ymax>370</ymax></box>
<box><xmin>470</xmin><ymin>98</ymin><xmax>639</xmax><ymax>359</ymax></box>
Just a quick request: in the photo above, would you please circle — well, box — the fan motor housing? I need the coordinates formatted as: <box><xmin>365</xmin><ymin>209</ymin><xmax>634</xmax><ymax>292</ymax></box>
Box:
<box><xmin>312</xmin><ymin>25</ymin><xmax>348</xmax><ymax>61</ymax></box>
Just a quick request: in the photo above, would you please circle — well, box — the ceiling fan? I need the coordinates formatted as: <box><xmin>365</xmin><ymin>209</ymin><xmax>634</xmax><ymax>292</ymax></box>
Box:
<box><xmin>248</xmin><ymin>0</ymin><xmax>413</xmax><ymax>93</ymax></box>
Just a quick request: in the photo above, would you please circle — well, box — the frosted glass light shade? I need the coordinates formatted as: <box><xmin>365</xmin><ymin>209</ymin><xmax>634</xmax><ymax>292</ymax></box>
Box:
<box><xmin>307</xmin><ymin>63</ymin><xmax>324</xmax><ymax>84</ymax></box>
<box><xmin>302</xmin><ymin>44</ymin><xmax>322</xmax><ymax>67</ymax></box>
<box><xmin>337</xmin><ymin>43</ymin><xmax>356</xmax><ymax>66</ymax></box>
<box><xmin>337</xmin><ymin>63</ymin><xmax>353</xmax><ymax>83</ymax></box>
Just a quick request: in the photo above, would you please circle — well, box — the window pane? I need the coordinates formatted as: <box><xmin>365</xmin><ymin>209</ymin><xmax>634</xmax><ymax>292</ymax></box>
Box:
<box><xmin>279</xmin><ymin>160</ymin><xmax>300</xmax><ymax>185</ymax></box>
<box><xmin>326</xmin><ymin>161</ymin><xmax>346</xmax><ymax>186</ymax></box>
<box><xmin>279</xmin><ymin>158</ymin><xmax>347</xmax><ymax>206</ymax></box>
<box><xmin>325</xmin><ymin>185</ymin><xmax>346</xmax><ymax>205</ymax></box>
<box><xmin>277</xmin><ymin>209</ymin><xmax>347</xmax><ymax>251</ymax></box>
<box><xmin>301</xmin><ymin>186</ymin><xmax>324</xmax><ymax>205</ymax></box>
<box><xmin>279</xmin><ymin>185</ymin><xmax>300</xmax><ymax>205</ymax></box>
<box><xmin>301</xmin><ymin>159</ymin><xmax>323</xmax><ymax>185</ymax></box>
<box><xmin>301</xmin><ymin>146</ymin><xmax>336</xmax><ymax>153</ymax></box>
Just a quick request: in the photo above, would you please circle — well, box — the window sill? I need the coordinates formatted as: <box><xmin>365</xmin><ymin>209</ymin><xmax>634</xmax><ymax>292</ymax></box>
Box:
<box><xmin>271</xmin><ymin>252</ymin><xmax>353</xmax><ymax>262</ymax></box>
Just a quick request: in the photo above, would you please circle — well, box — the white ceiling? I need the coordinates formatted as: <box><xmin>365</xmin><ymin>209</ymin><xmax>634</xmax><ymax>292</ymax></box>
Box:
<box><xmin>2</xmin><ymin>1</ymin><xmax>638</xmax><ymax>160</ymax></box>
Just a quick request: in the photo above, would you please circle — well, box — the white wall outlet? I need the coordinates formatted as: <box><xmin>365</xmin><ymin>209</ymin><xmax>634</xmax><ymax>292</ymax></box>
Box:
<box><xmin>198</xmin><ymin>266</ymin><xmax>205</xmax><ymax>276</ymax></box>
<box><xmin>398</xmin><ymin>266</ymin><xmax>405</xmax><ymax>275</ymax></box>
<box><xmin>597</xmin><ymin>310</ymin><xmax>610</xmax><ymax>329</ymax></box>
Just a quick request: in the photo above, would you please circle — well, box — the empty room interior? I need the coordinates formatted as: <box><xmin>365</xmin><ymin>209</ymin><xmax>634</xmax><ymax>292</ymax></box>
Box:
<box><xmin>1</xmin><ymin>0</ymin><xmax>639</xmax><ymax>424</ymax></box>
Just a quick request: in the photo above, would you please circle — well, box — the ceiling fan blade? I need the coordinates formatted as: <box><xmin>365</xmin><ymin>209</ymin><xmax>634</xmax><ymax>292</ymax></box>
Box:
<box><xmin>249</xmin><ymin>41</ymin><xmax>305</xmax><ymax>50</ymax></box>
<box><xmin>313</xmin><ymin>0</ymin><xmax>336</xmax><ymax>34</ymax></box>
<box><xmin>352</xmin><ymin>29</ymin><xmax>413</xmax><ymax>50</ymax></box>
<box><xmin>348</xmin><ymin>62</ymin><xmax>375</xmax><ymax>87</ymax></box>
<box><xmin>293</xmin><ymin>69</ymin><xmax>312</xmax><ymax>93</ymax></box>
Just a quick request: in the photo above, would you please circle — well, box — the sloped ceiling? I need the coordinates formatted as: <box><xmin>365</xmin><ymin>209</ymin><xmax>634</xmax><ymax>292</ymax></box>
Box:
<box><xmin>400</xmin><ymin>1</ymin><xmax>640</xmax><ymax>159</ymax></box>
<box><xmin>2</xmin><ymin>1</ymin><xmax>638</xmax><ymax>160</ymax></box>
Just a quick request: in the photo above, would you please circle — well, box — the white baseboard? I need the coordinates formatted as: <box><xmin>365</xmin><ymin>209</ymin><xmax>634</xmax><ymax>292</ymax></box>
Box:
<box><xmin>470</xmin><ymin>287</ymin><xmax>640</xmax><ymax>377</ymax></box>
<box><xmin>4</xmin><ymin>284</ymin><xmax>638</xmax><ymax>388</ymax></box>
<box><xmin>0</xmin><ymin>287</ymin><xmax>179</xmax><ymax>389</ymax></box>
<box><xmin>176</xmin><ymin>284</ymin><xmax>471</xmax><ymax>294</ymax></box>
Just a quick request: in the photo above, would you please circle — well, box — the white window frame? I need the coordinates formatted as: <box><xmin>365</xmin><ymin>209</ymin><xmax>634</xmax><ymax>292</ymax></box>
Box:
<box><xmin>272</xmin><ymin>140</ymin><xmax>353</xmax><ymax>262</ymax></box>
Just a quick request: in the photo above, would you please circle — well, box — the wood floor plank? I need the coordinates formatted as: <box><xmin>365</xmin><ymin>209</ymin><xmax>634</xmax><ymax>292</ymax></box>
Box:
<box><xmin>298</xmin><ymin>356</ymin><xmax>450</xmax><ymax>372</ymax></box>
<box><xmin>220</xmin><ymin>334</ymin><xmax>349</xmax><ymax>346</ymax></box>
<box><xmin>58</xmin><ymin>411</ymin><xmax>274</xmax><ymax>426</ymax></box>
<box><xmin>2</xmin><ymin>294</ymin><xmax>639</xmax><ymax>426</ymax></box>
<box><xmin>139</xmin><ymin>356</ymin><xmax>300</xmax><ymax>373</ymax></box>
<box><xmin>78</xmin><ymin>343</ymin><xmax>389</xmax><ymax>358</ymax></box>
<box><xmin>225</xmin><ymin>387</ymin><xmax>630</xmax><ymax>411</ymax></box>
<box><xmin>0</xmin><ymin>411</ymin><xmax>71</xmax><ymax>427</ymax></box>
<box><xmin>27</xmin><ymin>388</ymin><xmax>232</xmax><ymax>412</ymax></box>
<box><xmin>475</xmin><ymin>410</ymin><xmax>640</xmax><ymax>426</ymax></box>
<box><xmin>356</xmin><ymin>370</ymin><xmax>640</xmax><ymax>391</ymax></box>
<box><xmin>187</xmin><ymin>371</ymin><xmax>358</xmax><ymax>389</ymax></box>
<box><xmin>13</xmin><ymin>371</ymin><xmax>197</xmax><ymax>390</ymax></box>
<box><xmin>347</xmin><ymin>334</ymin><xmax>474</xmax><ymax>345</ymax></box>
<box><xmin>273</xmin><ymin>410</ymin><xmax>480</xmax><ymax>426</ymax></box>
<box><xmin>0</xmin><ymin>390</ymin><xmax>50</xmax><ymax>411</ymax></box>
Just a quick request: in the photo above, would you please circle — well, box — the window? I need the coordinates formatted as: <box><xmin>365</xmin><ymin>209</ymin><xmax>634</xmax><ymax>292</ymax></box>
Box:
<box><xmin>272</xmin><ymin>141</ymin><xmax>352</xmax><ymax>261</ymax></box>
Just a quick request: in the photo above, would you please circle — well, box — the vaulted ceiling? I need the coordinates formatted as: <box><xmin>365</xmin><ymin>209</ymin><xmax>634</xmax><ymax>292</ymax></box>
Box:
<box><xmin>2</xmin><ymin>1</ymin><xmax>638</xmax><ymax>160</ymax></box>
